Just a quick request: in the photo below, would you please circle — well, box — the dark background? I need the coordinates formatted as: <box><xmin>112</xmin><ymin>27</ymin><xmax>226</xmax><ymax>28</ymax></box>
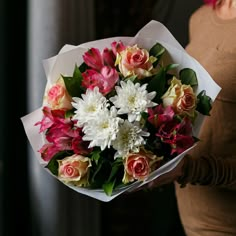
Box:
<box><xmin>0</xmin><ymin>0</ymin><xmax>31</xmax><ymax>235</ymax></box>
<box><xmin>0</xmin><ymin>1</ymin><xmax>203</xmax><ymax>235</ymax></box>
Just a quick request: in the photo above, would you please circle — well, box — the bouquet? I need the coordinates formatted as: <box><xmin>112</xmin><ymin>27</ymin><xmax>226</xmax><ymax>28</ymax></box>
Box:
<box><xmin>21</xmin><ymin>20</ymin><xmax>221</xmax><ymax>202</ymax></box>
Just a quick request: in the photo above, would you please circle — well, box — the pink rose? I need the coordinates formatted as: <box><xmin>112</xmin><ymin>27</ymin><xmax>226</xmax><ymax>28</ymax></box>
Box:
<box><xmin>123</xmin><ymin>149</ymin><xmax>162</xmax><ymax>184</ymax></box>
<box><xmin>58</xmin><ymin>154</ymin><xmax>91</xmax><ymax>186</ymax></box>
<box><xmin>175</xmin><ymin>86</ymin><xmax>197</xmax><ymax>116</ymax></box>
<box><xmin>45</xmin><ymin>77</ymin><xmax>73</xmax><ymax>110</ymax></box>
<box><xmin>116</xmin><ymin>45</ymin><xmax>156</xmax><ymax>79</ymax></box>
<box><xmin>162</xmin><ymin>77</ymin><xmax>197</xmax><ymax>117</ymax></box>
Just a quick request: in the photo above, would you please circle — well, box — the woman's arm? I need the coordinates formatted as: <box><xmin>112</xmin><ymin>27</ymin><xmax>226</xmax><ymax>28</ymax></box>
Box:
<box><xmin>147</xmin><ymin>154</ymin><xmax>236</xmax><ymax>190</ymax></box>
<box><xmin>178</xmin><ymin>154</ymin><xmax>236</xmax><ymax>188</ymax></box>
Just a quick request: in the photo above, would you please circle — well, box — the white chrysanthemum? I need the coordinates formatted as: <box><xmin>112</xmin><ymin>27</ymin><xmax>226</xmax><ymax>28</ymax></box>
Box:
<box><xmin>109</xmin><ymin>80</ymin><xmax>157</xmax><ymax>122</ymax></box>
<box><xmin>112</xmin><ymin>120</ymin><xmax>149</xmax><ymax>157</ymax></box>
<box><xmin>82</xmin><ymin>106</ymin><xmax>123</xmax><ymax>150</ymax></box>
<box><xmin>72</xmin><ymin>87</ymin><xmax>108</xmax><ymax>127</ymax></box>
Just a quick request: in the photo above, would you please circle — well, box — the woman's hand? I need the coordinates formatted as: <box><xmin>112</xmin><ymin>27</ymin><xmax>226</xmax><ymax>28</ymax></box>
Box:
<box><xmin>147</xmin><ymin>157</ymin><xmax>185</xmax><ymax>189</ymax></box>
<box><xmin>136</xmin><ymin>155</ymin><xmax>187</xmax><ymax>191</ymax></box>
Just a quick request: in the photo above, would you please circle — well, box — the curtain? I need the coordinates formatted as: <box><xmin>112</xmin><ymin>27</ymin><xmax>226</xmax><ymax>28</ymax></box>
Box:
<box><xmin>27</xmin><ymin>1</ymin><xmax>100</xmax><ymax>236</ymax></box>
<box><xmin>151</xmin><ymin>0</ymin><xmax>203</xmax><ymax>47</ymax></box>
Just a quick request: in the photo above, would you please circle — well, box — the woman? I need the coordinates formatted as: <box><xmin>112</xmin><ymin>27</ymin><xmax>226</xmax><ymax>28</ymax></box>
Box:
<box><xmin>147</xmin><ymin>0</ymin><xmax>236</xmax><ymax>235</ymax></box>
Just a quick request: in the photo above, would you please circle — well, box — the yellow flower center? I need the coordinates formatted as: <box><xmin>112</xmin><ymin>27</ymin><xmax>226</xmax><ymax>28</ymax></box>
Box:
<box><xmin>128</xmin><ymin>96</ymin><xmax>136</xmax><ymax>105</ymax></box>
<box><xmin>101</xmin><ymin>121</ymin><xmax>109</xmax><ymax>129</ymax></box>
<box><xmin>87</xmin><ymin>105</ymin><xmax>96</xmax><ymax>113</ymax></box>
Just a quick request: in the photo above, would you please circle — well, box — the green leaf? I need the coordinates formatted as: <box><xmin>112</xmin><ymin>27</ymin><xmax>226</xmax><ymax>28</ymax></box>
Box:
<box><xmin>124</xmin><ymin>75</ymin><xmax>137</xmax><ymax>83</ymax></box>
<box><xmin>164</xmin><ymin>63</ymin><xmax>179</xmax><ymax>72</ymax></box>
<box><xmin>107</xmin><ymin>158</ymin><xmax>123</xmax><ymax>183</ymax></box>
<box><xmin>91</xmin><ymin>149</ymin><xmax>101</xmax><ymax>165</ymax></box>
<box><xmin>62</xmin><ymin>64</ymin><xmax>84</xmax><ymax>97</ymax></box>
<box><xmin>95</xmin><ymin>157</ymin><xmax>123</xmax><ymax>195</ymax></box>
<box><xmin>141</xmin><ymin>111</ymin><xmax>148</xmax><ymax>120</ymax></box>
<box><xmin>102</xmin><ymin>180</ymin><xmax>116</xmax><ymax>196</ymax></box>
<box><xmin>45</xmin><ymin>151</ymin><xmax>73</xmax><ymax>175</ymax></box>
<box><xmin>196</xmin><ymin>90</ymin><xmax>212</xmax><ymax>115</ymax></box>
<box><xmin>65</xmin><ymin>109</ymin><xmax>75</xmax><ymax>118</ymax></box>
<box><xmin>73</xmin><ymin>63</ymin><xmax>81</xmax><ymax>78</ymax></box>
<box><xmin>147</xmin><ymin>67</ymin><xmax>167</xmax><ymax>103</ymax></box>
<box><xmin>179</xmin><ymin>68</ymin><xmax>198</xmax><ymax>86</ymax></box>
<box><xmin>149</xmin><ymin>42</ymin><xmax>165</xmax><ymax>60</ymax></box>
<box><xmin>79</xmin><ymin>62</ymin><xmax>88</xmax><ymax>73</ymax></box>
<box><xmin>91</xmin><ymin>158</ymin><xmax>104</xmax><ymax>183</ymax></box>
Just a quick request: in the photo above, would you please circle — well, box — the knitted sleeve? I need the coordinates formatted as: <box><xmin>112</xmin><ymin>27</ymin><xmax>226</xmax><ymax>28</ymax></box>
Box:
<box><xmin>178</xmin><ymin>155</ymin><xmax>236</xmax><ymax>189</ymax></box>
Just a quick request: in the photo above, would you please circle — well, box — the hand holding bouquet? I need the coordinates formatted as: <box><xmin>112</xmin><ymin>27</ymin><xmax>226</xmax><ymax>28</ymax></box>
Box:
<box><xmin>21</xmin><ymin>21</ymin><xmax>221</xmax><ymax>202</ymax></box>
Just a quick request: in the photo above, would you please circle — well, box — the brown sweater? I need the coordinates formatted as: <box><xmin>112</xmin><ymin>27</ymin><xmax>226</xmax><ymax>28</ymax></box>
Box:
<box><xmin>175</xmin><ymin>5</ymin><xmax>236</xmax><ymax>236</ymax></box>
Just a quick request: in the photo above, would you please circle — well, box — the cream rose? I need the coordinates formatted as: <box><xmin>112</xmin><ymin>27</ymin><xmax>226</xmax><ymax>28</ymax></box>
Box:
<box><xmin>161</xmin><ymin>77</ymin><xmax>197</xmax><ymax>117</ymax></box>
<box><xmin>116</xmin><ymin>45</ymin><xmax>156</xmax><ymax>79</ymax></box>
<box><xmin>45</xmin><ymin>76</ymin><xmax>73</xmax><ymax>110</ymax></box>
<box><xmin>58</xmin><ymin>154</ymin><xmax>91</xmax><ymax>186</ymax></box>
<box><xmin>122</xmin><ymin>149</ymin><xmax>162</xmax><ymax>184</ymax></box>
